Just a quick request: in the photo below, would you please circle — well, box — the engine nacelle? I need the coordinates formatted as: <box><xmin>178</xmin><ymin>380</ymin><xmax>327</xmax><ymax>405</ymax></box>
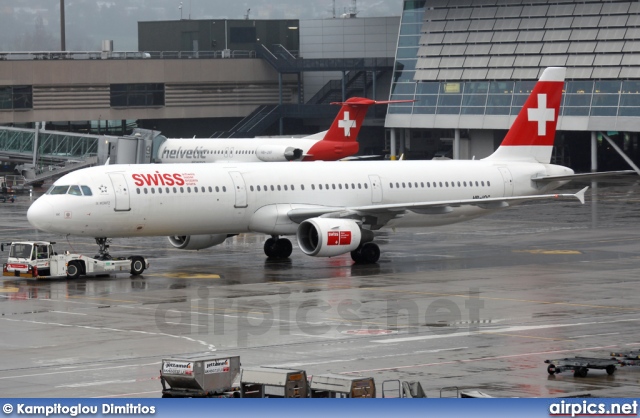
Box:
<box><xmin>296</xmin><ymin>218</ymin><xmax>373</xmax><ymax>257</ymax></box>
<box><xmin>256</xmin><ymin>145</ymin><xmax>303</xmax><ymax>162</ymax></box>
<box><xmin>168</xmin><ymin>234</ymin><xmax>228</xmax><ymax>250</ymax></box>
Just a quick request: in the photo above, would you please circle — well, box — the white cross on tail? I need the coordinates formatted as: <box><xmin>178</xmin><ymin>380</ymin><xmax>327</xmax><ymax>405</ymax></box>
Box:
<box><xmin>527</xmin><ymin>94</ymin><xmax>555</xmax><ymax>136</ymax></box>
<box><xmin>338</xmin><ymin>111</ymin><xmax>356</xmax><ymax>136</ymax></box>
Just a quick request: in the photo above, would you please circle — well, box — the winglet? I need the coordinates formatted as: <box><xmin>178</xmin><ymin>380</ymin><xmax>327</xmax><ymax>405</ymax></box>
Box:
<box><xmin>574</xmin><ymin>186</ymin><xmax>588</xmax><ymax>204</ymax></box>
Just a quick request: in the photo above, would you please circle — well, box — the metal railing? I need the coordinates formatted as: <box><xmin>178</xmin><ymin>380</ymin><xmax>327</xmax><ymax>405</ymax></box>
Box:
<box><xmin>0</xmin><ymin>50</ymin><xmax>257</xmax><ymax>61</ymax></box>
<box><xmin>0</xmin><ymin>126</ymin><xmax>100</xmax><ymax>165</ymax></box>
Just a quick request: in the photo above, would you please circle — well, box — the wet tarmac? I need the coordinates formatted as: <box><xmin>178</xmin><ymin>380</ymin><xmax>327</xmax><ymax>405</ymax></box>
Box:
<box><xmin>0</xmin><ymin>178</ymin><xmax>639</xmax><ymax>398</ymax></box>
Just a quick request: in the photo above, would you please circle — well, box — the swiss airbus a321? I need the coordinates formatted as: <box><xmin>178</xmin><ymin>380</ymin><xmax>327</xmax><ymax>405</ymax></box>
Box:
<box><xmin>29</xmin><ymin>67</ymin><xmax>591</xmax><ymax>264</ymax></box>
<box><xmin>155</xmin><ymin>98</ymin><xmax>409</xmax><ymax>163</ymax></box>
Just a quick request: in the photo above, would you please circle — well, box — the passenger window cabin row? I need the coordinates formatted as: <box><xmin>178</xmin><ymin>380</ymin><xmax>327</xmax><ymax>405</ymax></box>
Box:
<box><xmin>132</xmin><ymin>179</ymin><xmax>492</xmax><ymax>195</ymax></box>
<box><xmin>390</xmin><ymin>180</ymin><xmax>491</xmax><ymax>188</ymax></box>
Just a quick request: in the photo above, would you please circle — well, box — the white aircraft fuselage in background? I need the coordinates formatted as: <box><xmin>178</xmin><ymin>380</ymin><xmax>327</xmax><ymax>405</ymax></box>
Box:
<box><xmin>154</xmin><ymin>97</ymin><xmax>409</xmax><ymax>163</ymax></box>
<box><xmin>27</xmin><ymin>67</ymin><xmax>589</xmax><ymax>264</ymax></box>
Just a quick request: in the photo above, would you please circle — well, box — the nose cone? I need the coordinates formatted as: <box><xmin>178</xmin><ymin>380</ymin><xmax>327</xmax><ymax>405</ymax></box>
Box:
<box><xmin>27</xmin><ymin>198</ymin><xmax>54</xmax><ymax>232</ymax></box>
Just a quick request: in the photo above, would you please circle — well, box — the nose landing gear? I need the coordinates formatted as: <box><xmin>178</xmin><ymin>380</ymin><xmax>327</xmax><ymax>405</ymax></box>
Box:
<box><xmin>94</xmin><ymin>237</ymin><xmax>112</xmax><ymax>260</ymax></box>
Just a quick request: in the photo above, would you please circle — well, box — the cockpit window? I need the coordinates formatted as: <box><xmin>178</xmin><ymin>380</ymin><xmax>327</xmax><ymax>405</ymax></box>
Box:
<box><xmin>49</xmin><ymin>185</ymin><xmax>70</xmax><ymax>195</ymax></box>
<box><xmin>81</xmin><ymin>185</ymin><xmax>93</xmax><ymax>196</ymax></box>
<box><xmin>68</xmin><ymin>185</ymin><xmax>82</xmax><ymax>196</ymax></box>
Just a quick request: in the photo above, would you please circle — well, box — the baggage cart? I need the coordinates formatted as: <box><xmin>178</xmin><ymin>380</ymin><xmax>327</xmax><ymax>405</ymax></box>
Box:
<box><xmin>240</xmin><ymin>367</ymin><xmax>308</xmax><ymax>398</ymax></box>
<box><xmin>160</xmin><ymin>354</ymin><xmax>241</xmax><ymax>398</ymax></box>
<box><xmin>544</xmin><ymin>357</ymin><xmax>618</xmax><ymax>377</ymax></box>
<box><xmin>310</xmin><ymin>374</ymin><xmax>376</xmax><ymax>398</ymax></box>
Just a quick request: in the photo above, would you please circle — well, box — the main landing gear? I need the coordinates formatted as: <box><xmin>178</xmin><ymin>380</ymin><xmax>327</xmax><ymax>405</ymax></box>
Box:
<box><xmin>264</xmin><ymin>236</ymin><xmax>293</xmax><ymax>259</ymax></box>
<box><xmin>94</xmin><ymin>237</ymin><xmax>112</xmax><ymax>260</ymax></box>
<box><xmin>350</xmin><ymin>242</ymin><xmax>381</xmax><ymax>264</ymax></box>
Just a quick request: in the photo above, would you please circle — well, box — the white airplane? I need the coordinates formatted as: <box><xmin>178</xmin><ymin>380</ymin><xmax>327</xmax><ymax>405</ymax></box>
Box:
<box><xmin>155</xmin><ymin>98</ymin><xmax>403</xmax><ymax>163</ymax></box>
<box><xmin>28</xmin><ymin>67</ymin><xmax>593</xmax><ymax>264</ymax></box>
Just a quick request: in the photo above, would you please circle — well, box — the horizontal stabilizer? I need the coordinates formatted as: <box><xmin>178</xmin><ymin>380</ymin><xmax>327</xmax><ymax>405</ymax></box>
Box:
<box><xmin>329</xmin><ymin>98</ymin><xmax>415</xmax><ymax>106</ymax></box>
<box><xmin>532</xmin><ymin>170</ymin><xmax>637</xmax><ymax>183</ymax></box>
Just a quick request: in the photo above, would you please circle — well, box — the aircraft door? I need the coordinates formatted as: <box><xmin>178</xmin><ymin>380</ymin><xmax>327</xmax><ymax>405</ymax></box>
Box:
<box><xmin>108</xmin><ymin>173</ymin><xmax>131</xmax><ymax>211</ymax></box>
<box><xmin>368</xmin><ymin>175</ymin><xmax>383</xmax><ymax>203</ymax></box>
<box><xmin>497</xmin><ymin>167</ymin><xmax>513</xmax><ymax>197</ymax></box>
<box><xmin>229</xmin><ymin>171</ymin><xmax>248</xmax><ymax>208</ymax></box>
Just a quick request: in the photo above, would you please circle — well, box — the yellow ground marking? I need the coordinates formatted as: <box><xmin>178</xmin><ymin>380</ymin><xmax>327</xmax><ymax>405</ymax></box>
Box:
<box><xmin>156</xmin><ymin>273</ymin><xmax>221</xmax><ymax>279</ymax></box>
<box><xmin>514</xmin><ymin>249</ymin><xmax>582</xmax><ymax>255</ymax></box>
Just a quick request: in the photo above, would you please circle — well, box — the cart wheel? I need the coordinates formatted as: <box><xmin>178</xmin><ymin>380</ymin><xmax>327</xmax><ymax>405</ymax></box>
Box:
<box><xmin>575</xmin><ymin>367</ymin><xmax>588</xmax><ymax>378</ymax></box>
<box><xmin>129</xmin><ymin>256</ymin><xmax>145</xmax><ymax>276</ymax></box>
<box><xmin>66</xmin><ymin>261</ymin><xmax>81</xmax><ymax>279</ymax></box>
<box><xmin>606</xmin><ymin>365</ymin><xmax>616</xmax><ymax>375</ymax></box>
<box><xmin>547</xmin><ymin>364</ymin><xmax>556</xmax><ymax>375</ymax></box>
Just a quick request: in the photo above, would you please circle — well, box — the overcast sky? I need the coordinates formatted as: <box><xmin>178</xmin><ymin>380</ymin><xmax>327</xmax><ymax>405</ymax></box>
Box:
<box><xmin>1</xmin><ymin>0</ymin><xmax>402</xmax><ymax>51</ymax></box>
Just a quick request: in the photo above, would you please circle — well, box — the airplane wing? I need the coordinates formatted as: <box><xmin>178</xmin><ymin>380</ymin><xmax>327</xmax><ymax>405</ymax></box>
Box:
<box><xmin>532</xmin><ymin>170</ymin><xmax>637</xmax><ymax>183</ymax></box>
<box><xmin>288</xmin><ymin>187</ymin><xmax>588</xmax><ymax>228</ymax></box>
<box><xmin>339</xmin><ymin>155</ymin><xmax>382</xmax><ymax>161</ymax></box>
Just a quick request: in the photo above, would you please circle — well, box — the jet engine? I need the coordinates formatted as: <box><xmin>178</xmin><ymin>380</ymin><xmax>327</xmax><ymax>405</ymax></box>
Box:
<box><xmin>296</xmin><ymin>218</ymin><xmax>374</xmax><ymax>257</ymax></box>
<box><xmin>168</xmin><ymin>234</ymin><xmax>229</xmax><ymax>250</ymax></box>
<box><xmin>256</xmin><ymin>145</ymin><xmax>303</xmax><ymax>162</ymax></box>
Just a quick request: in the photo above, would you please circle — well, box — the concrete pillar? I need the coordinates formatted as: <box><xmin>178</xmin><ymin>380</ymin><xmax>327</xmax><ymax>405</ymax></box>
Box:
<box><xmin>32</xmin><ymin>122</ymin><xmax>40</xmax><ymax>167</ymax></box>
<box><xmin>390</xmin><ymin>129</ymin><xmax>396</xmax><ymax>160</ymax></box>
<box><xmin>279</xmin><ymin>73</ymin><xmax>284</xmax><ymax>135</ymax></box>
<box><xmin>453</xmin><ymin>128</ymin><xmax>460</xmax><ymax>160</ymax></box>
<box><xmin>591</xmin><ymin>131</ymin><xmax>597</xmax><ymax>172</ymax></box>
<box><xmin>372</xmin><ymin>71</ymin><xmax>377</xmax><ymax>99</ymax></box>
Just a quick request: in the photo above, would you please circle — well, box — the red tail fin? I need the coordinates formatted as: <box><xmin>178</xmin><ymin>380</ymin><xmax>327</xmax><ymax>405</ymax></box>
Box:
<box><xmin>304</xmin><ymin>98</ymin><xmax>413</xmax><ymax>161</ymax></box>
<box><xmin>485</xmin><ymin>67</ymin><xmax>565</xmax><ymax>163</ymax></box>
<box><xmin>322</xmin><ymin>98</ymin><xmax>377</xmax><ymax>143</ymax></box>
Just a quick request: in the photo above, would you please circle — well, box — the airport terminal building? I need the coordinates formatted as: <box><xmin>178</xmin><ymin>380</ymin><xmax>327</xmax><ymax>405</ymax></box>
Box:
<box><xmin>1</xmin><ymin>1</ymin><xmax>640</xmax><ymax>171</ymax></box>
<box><xmin>387</xmin><ymin>0</ymin><xmax>640</xmax><ymax>170</ymax></box>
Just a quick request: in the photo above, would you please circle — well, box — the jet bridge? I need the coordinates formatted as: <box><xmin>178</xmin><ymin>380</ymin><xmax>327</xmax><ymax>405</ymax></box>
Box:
<box><xmin>0</xmin><ymin>126</ymin><xmax>164</xmax><ymax>185</ymax></box>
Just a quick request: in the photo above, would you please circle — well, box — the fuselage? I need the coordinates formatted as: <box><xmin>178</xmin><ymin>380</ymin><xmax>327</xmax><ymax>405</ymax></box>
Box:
<box><xmin>155</xmin><ymin>134</ymin><xmax>357</xmax><ymax>163</ymax></box>
<box><xmin>27</xmin><ymin>160</ymin><xmax>572</xmax><ymax>238</ymax></box>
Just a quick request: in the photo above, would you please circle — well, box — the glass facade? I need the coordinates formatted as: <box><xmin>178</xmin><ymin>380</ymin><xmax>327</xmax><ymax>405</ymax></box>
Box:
<box><xmin>389</xmin><ymin>0</ymin><xmax>640</xmax><ymax>118</ymax></box>
<box><xmin>110</xmin><ymin>84</ymin><xmax>165</xmax><ymax>107</ymax></box>
<box><xmin>392</xmin><ymin>1</ymin><xmax>424</xmax><ymax>94</ymax></box>
<box><xmin>392</xmin><ymin>78</ymin><xmax>640</xmax><ymax>117</ymax></box>
<box><xmin>0</xmin><ymin>86</ymin><xmax>32</xmax><ymax>110</ymax></box>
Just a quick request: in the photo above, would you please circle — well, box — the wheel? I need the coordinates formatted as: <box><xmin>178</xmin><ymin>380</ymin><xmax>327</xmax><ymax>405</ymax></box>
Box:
<box><xmin>275</xmin><ymin>238</ymin><xmax>293</xmax><ymax>259</ymax></box>
<box><xmin>351</xmin><ymin>248</ymin><xmax>363</xmax><ymax>263</ymax></box>
<box><xmin>351</xmin><ymin>243</ymin><xmax>380</xmax><ymax>264</ymax></box>
<box><xmin>360</xmin><ymin>243</ymin><xmax>380</xmax><ymax>264</ymax></box>
<box><xmin>264</xmin><ymin>238</ymin><xmax>276</xmax><ymax>258</ymax></box>
<box><xmin>575</xmin><ymin>367</ymin><xmax>588</xmax><ymax>378</ymax></box>
<box><xmin>547</xmin><ymin>364</ymin><xmax>556</xmax><ymax>375</ymax></box>
<box><xmin>129</xmin><ymin>256</ymin><xmax>146</xmax><ymax>276</ymax></box>
<box><xmin>606</xmin><ymin>365</ymin><xmax>616</xmax><ymax>375</ymax></box>
<box><xmin>351</xmin><ymin>242</ymin><xmax>380</xmax><ymax>264</ymax></box>
<box><xmin>66</xmin><ymin>261</ymin><xmax>81</xmax><ymax>279</ymax></box>
<box><xmin>265</xmin><ymin>238</ymin><xmax>292</xmax><ymax>259</ymax></box>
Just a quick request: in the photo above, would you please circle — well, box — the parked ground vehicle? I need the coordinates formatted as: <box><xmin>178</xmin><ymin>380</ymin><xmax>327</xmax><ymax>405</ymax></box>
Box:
<box><xmin>160</xmin><ymin>354</ymin><xmax>241</xmax><ymax>398</ymax></box>
<box><xmin>2</xmin><ymin>241</ymin><xmax>148</xmax><ymax>279</ymax></box>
